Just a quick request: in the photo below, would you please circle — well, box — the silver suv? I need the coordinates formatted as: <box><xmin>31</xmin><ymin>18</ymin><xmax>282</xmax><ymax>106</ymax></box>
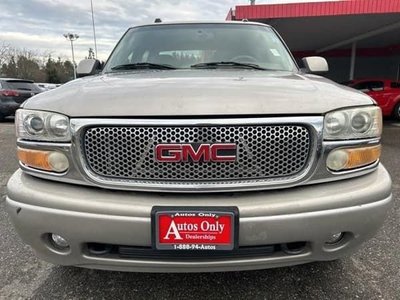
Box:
<box><xmin>6</xmin><ymin>22</ymin><xmax>392</xmax><ymax>272</ymax></box>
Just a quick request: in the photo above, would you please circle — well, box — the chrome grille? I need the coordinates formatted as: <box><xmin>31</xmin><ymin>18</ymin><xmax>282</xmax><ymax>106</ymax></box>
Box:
<box><xmin>82</xmin><ymin>124</ymin><xmax>311</xmax><ymax>182</ymax></box>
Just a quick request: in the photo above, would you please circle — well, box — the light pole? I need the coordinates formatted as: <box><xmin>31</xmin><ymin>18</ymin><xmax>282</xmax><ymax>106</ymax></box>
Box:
<box><xmin>90</xmin><ymin>0</ymin><xmax>98</xmax><ymax>58</ymax></box>
<box><xmin>63</xmin><ymin>33</ymin><xmax>79</xmax><ymax>79</ymax></box>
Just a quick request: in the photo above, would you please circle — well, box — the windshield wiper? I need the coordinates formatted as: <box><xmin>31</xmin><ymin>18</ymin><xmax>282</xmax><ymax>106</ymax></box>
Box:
<box><xmin>111</xmin><ymin>62</ymin><xmax>176</xmax><ymax>70</ymax></box>
<box><xmin>190</xmin><ymin>61</ymin><xmax>267</xmax><ymax>70</ymax></box>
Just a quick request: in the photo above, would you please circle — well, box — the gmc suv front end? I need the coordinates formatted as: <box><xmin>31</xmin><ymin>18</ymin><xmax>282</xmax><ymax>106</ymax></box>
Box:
<box><xmin>6</xmin><ymin>22</ymin><xmax>392</xmax><ymax>272</ymax></box>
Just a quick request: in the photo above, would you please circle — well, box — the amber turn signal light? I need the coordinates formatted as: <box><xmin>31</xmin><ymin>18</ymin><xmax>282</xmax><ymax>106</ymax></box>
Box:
<box><xmin>327</xmin><ymin>145</ymin><xmax>381</xmax><ymax>171</ymax></box>
<box><xmin>17</xmin><ymin>148</ymin><xmax>69</xmax><ymax>173</ymax></box>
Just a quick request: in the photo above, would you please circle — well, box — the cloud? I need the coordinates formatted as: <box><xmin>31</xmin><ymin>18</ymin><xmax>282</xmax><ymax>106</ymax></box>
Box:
<box><xmin>0</xmin><ymin>0</ymin><xmax>338</xmax><ymax>62</ymax></box>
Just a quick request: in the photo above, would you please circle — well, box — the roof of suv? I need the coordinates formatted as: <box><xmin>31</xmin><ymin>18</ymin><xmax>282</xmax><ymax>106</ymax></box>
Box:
<box><xmin>130</xmin><ymin>20</ymin><xmax>271</xmax><ymax>29</ymax></box>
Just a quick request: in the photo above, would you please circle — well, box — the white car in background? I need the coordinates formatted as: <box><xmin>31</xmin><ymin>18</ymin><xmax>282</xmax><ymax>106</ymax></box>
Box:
<box><xmin>35</xmin><ymin>83</ymin><xmax>61</xmax><ymax>91</ymax></box>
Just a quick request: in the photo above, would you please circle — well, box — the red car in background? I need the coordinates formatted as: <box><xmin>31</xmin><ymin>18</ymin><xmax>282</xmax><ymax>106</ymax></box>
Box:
<box><xmin>345</xmin><ymin>79</ymin><xmax>400</xmax><ymax>120</ymax></box>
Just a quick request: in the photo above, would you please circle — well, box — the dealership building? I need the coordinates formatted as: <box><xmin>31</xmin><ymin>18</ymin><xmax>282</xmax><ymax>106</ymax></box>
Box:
<box><xmin>226</xmin><ymin>0</ymin><xmax>400</xmax><ymax>82</ymax></box>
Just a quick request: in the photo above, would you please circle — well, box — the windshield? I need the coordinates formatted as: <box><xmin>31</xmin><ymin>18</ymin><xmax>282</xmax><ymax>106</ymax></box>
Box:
<box><xmin>104</xmin><ymin>24</ymin><xmax>297</xmax><ymax>72</ymax></box>
<box><xmin>4</xmin><ymin>81</ymin><xmax>41</xmax><ymax>92</ymax></box>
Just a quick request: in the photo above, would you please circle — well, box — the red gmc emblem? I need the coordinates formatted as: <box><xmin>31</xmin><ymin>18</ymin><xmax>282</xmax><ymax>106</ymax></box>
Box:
<box><xmin>155</xmin><ymin>143</ymin><xmax>237</xmax><ymax>163</ymax></box>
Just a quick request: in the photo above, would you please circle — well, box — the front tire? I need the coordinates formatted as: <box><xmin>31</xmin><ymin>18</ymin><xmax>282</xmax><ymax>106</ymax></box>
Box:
<box><xmin>394</xmin><ymin>103</ymin><xmax>400</xmax><ymax>121</ymax></box>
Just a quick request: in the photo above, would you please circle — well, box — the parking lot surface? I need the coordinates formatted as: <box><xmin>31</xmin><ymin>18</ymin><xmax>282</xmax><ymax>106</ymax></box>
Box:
<box><xmin>0</xmin><ymin>119</ymin><xmax>399</xmax><ymax>299</ymax></box>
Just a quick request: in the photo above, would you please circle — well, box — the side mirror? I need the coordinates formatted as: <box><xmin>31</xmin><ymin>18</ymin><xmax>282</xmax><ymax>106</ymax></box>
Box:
<box><xmin>302</xmin><ymin>56</ymin><xmax>329</xmax><ymax>73</ymax></box>
<box><xmin>76</xmin><ymin>59</ymin><xmax>102</xmax><ymax>78</ymax></box>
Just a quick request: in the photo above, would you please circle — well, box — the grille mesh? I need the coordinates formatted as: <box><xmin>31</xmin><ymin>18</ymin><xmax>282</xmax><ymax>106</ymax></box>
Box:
<box><xmin>83</xmin><ymin>125</ymin><xmax>310</xmax><ymax>182</ymax></box>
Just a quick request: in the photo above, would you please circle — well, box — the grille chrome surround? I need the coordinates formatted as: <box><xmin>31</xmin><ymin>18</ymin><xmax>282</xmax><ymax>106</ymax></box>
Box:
<box><xmin>68</xmin><ymin>117</ymin><xmax>323</xmax><ymax>192</ymax></box>
<box><xmin>83</xmin><ymin>125</ymin><xmax>310</xmax><ymax>182</ymax></box>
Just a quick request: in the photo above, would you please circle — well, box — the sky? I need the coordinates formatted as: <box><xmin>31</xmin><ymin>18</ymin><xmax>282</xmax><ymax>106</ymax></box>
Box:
<box><xmin>0</xmin><ymin>0</ymin><xmax>338</xmax><ymax>63</ymax></box>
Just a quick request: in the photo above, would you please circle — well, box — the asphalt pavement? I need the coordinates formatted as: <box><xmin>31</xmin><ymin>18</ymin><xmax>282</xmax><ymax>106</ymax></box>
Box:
<box><xmin>0</xmin><ymin>118</ymin><xmax>399</xmax><ymax>299</ymax></box>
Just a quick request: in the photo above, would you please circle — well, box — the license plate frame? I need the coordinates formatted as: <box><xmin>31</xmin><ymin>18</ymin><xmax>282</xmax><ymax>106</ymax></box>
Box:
<box><xmin>151</xmin><ymin>206</ymin><xmax>239</xmax><ymax>251</ymax></box>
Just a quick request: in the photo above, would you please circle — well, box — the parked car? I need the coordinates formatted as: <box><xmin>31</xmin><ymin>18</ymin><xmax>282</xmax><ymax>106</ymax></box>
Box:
<box><xmin>0</xmin><ymin>78</ymin><xmax>42</xmax><ymax>121</ymax></box>
<box><xmin>35</xmin><ymin>83</ymin><xmax>61</xmax><ymax>92</ymax></box>
<box><xmin>35</xmin><ymin>84</ymin><xmax>48</xmax><ymax>92</ymax></box>
<box><xmin>6</xmin><ymin>21</ymin><xmax>392</xmax><ymax>273</ymax></box>
<box><xmin>344</xmin><ymin>79</ymin><xmax>400</xmax><ymax>120</ymax></box>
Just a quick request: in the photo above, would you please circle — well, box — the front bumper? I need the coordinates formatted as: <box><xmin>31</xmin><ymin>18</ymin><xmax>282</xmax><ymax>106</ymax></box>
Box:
<box><xmin>6</xmin><ymin>165</ymin><xmax>392</xmax><ymax>273</ymax></box>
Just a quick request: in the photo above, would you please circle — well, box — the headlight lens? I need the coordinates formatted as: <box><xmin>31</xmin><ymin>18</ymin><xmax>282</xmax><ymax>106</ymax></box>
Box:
<box><xmin>16</xmin><ymin>109</ymin><xmax>71</xmax><ymax>142</ymax></box>
<box><xmin>24</xmin><ymin>115</ymin><xmax>45</xmax><ymax>134</ymax></box>
<box><xmin>324</xmin><ymin>106</ymin><xmax>382</xmax><ymax>140</ymax></box>
<box><xmin>48</xmin><ymin>114</ymin><xmax>70</xmax><ymax>137</ymax></box>
<box><xmin>325</xmin><ymin>111</ymin><xmax>348</xmax><ymax>135</ymax></box>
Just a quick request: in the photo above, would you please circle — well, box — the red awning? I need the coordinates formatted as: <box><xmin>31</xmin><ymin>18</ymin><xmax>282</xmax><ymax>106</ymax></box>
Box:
<box><xmin>226</xmin><ymin>0</ymin><xmax>400</xmax><ymax>54</ymax></box>
<box><xmin>228</xmin><ymin>0</ymin><xmax>400</xmax><ymax>21</ymax></box>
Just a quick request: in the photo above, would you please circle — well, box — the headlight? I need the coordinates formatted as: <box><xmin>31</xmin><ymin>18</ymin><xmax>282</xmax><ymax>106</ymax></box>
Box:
<box><xmin>16</xmin><ymin>109</ymin><xmax>71</xmax><ymax>142</ymax></box>
<box><xmin>324</xmin><ymin>106</ymin><xmax>382</xmax><ymax>140</ymax></box>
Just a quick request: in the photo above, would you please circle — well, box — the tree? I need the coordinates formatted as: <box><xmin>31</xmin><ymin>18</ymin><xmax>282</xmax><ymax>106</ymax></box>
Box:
<box><xmin>63</xmin><ymin>60</ymin><xmax>74</xmax><ymax>81</ymax></box>
<box><xmin>0</xmin><ymin>42</ymin><xmax>11</xmax><ymax>68</ymax></box>
<box><xmin>45</xmin><ymin>56</ymin><xmax>60</xmax><ymax>83</ymax></box>
<box><xmin>1</xmin><ymin>56</ymin><xmax>17</xmax><ymax>77</ymax></box>
<box><xmin>0</xmin><ymin>44</ymin><xmax>74</xmax><ymax>83</ymax></box>
<box><xmin>16</xmin><ymin>54</ymin><xmax>46</xmax><ymax>81</ymax></box>
<box><xmin>45</xmin><ymin>56</ymin><xmax>74</xmax><ymax>83</ymax></box>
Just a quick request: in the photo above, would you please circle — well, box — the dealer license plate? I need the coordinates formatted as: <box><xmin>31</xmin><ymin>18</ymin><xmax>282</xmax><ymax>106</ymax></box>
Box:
<box><xmin>152</xmin><ymin>207</ymin><xmax>238</xmax><ymax>251</ymax></box>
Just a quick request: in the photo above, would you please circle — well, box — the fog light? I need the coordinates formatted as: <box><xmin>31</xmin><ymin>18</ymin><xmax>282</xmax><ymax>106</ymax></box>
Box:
<box><xmin>50</xmin><ymin>233</ymin><xmax>69</xmax><ymax>249</ymax></box>
<box><xmin>326</xmin><ymin>149</ymin><xmax>349</xmax><ymax>171</ymax></box>
<box><xmin>47</xmin><ymin>152</ymin><xmax>69</xmax><ymax>172</ymax></box>
<box><xmin>325</xmin><ymin>232</ymin><xmax>344</xmax><ymax>245</ymax></box>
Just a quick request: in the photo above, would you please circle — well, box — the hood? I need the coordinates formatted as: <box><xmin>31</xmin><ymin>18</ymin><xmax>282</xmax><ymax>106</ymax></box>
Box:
<box><xmin>23</xmin><ymin>70</ymin><xmax>373</xmax><ymax>117</ymax></box>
